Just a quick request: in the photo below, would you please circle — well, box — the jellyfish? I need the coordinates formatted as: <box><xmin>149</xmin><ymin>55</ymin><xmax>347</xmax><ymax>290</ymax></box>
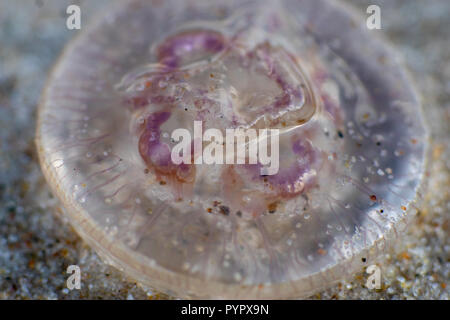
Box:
<box><xmin>36</xmin><ymin>0</ymin><xmax>429</xmax><ymax>299</ymax></box>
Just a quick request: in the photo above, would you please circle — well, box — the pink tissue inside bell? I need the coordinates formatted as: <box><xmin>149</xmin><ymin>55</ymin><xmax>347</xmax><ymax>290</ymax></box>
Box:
<box><xmin>157</xmin><ymin>30</ymin><xmax>226</xmax><ymax>68</ymax></box>
<box><xmin>125</xmin><ymin>26</ymin><xmax>336</xmax><ymax>217</ymax></box>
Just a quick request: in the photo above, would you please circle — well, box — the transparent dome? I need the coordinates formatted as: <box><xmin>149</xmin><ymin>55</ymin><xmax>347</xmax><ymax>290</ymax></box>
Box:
<box><xmin>36</xmin><ymin>0</ymin><xmax>428</xmax><ymax>298</ymax></box>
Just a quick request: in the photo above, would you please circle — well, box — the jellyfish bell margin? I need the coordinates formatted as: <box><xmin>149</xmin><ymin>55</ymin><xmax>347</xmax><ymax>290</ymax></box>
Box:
<box><xmin>36</xmin><ymin>0</ymin><xmax>428</xmax><ymax>299</ymax></box>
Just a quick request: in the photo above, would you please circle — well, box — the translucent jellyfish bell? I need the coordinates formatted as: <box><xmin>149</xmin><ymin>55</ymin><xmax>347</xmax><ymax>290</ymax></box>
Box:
<box><xmin>36</xmin><ymin>0</ymin><xmax>428</xmax><ymax>299</ymax></box>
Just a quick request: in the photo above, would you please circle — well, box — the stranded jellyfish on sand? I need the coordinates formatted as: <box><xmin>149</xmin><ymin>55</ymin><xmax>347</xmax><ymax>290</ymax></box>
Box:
<box><xmin>36</xmin><ymin>0</ymin><xmax>428</xmax><ymax>299</ymax></box>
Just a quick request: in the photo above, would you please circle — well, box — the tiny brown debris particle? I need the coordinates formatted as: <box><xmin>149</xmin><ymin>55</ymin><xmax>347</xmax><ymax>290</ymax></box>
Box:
<box><xmin>207</xmin><ymin>208</ymin><xmax>213</xmax><ymax>213</ymax></box>
<box><xmin>401</xmin><ymin>205</ymin><xmax>407</xmax><ymax>211</ymax></box>
<box><xmin>370</xmin><ymin>194</ymin><xmax>377</xmax><ymax>201</ymax></box>
<box><xmin>268</xmin><ymin>202</ymin><xmax>278</xmax><ymax>213</ymax></box>
<box><xmin>60</xmin><ymin>248</ymin><xmax>68</xmax><ymax>257</ymax></box>
<box><xmin>28</xmin><ymin>259</ymin><xmax>35</xmax><ymax>269</ymax></box>
<box><xmin>410</xmin><ymin>138</ymin><xmax>418</xmax><ymax>144</ymax></box>
<box><xmin>210</xmin><ymin>73</ymin><xmax>214</xmax><ymax>78</ymax></box>
<box><xmin>441</xmin><ymin>283</ymin><xmax>447</xmax><ymax>289</ymax></box>
<box><xmin>213</xmin><ymin>200</ymin><xmax>221</xmax><ymax>207</ymax></box>
<box><xmin>433</xmin><ymin>144</ymin><xmax>444</xmax><ymax>160</ymax></box>
<box><xmin>144</xmin><ymin>168</ymin><xmax>149</xmax><ymax>174</ymax></box>
<box><xmin>219</xmin><ymin>205</ymin><xmax>230</xmax><ymax>216</ymax></box>
<box><xmin>318</xmin><ymin>248</ymin><xmax>327</xmax><ymax>255</ymax></box>
<box><xmin>20</xmin><ymin>181</ymin><xmax>29</xmax><ymax>198</ymax></box>
<box><xmin>159</xmin><ymin>180</ymin><xmax>166</xmax><ymax>185</ymax></box>
<box><xmin>400</xmin><ymin>252</ymin><xmax>411</xmax><ymax>260</ymax></box>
